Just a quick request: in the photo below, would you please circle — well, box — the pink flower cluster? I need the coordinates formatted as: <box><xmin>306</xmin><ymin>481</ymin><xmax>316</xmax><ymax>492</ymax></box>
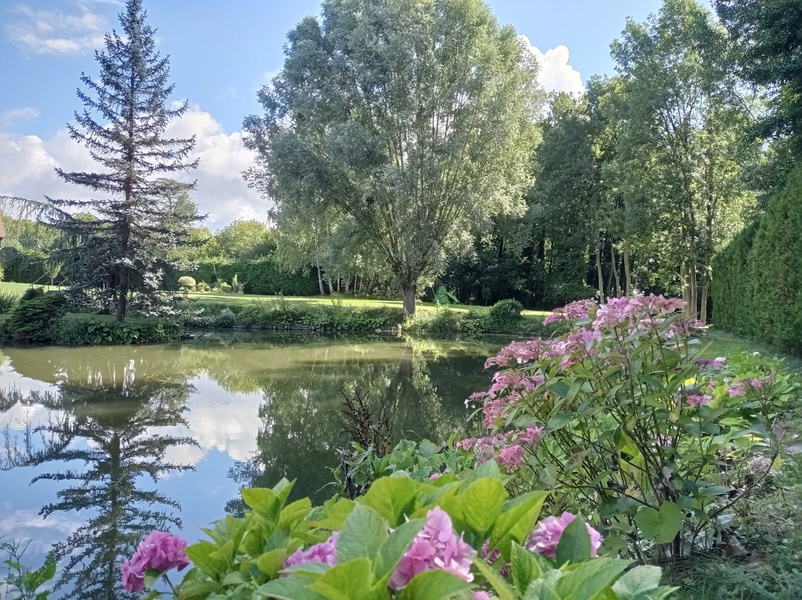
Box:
<box><xmin>543</xmin><ymin>299</ymin><xmax>597</xmax><ymax>325</ymax></box>
<box><xmin>527</xmin><ymin>513</ymin><xmax>602</xmax><ymax>559</ymax></box>
<box><xmin>686</xmin><ymin>392</ymin><xmax>712</xmax><ymax>406</ymax></box>
<box><xmin>457</xmin><ymin>426</ymin><xmax>542</xmax><ymax>471</ymax></box>
<box><xmin>121</xmin><ymin>531</ymin><xmax>190</xmax><ymax>593</ymax></box>
<box><xmin>283</xmin><ymin>531</ymin><xmax>339</xmax><ymax>572</ymax></box>
<box><xmin>390</xmin><ymin>507</ymin><xmax>475</xmax><ymax>590</ymax></box>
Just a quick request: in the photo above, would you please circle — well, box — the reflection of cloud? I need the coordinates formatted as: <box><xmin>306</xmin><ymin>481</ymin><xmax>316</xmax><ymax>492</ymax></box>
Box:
<box><xmin>0</xmin><ymin>508</ymin><xmax>82</xmax><ymax>555</ymax></box>
<box><xmin>519</xmin><ymin>36</ymin><xmax>584</xmax><ymax>95</ymax></box>
<box><xmin>5</xmin><ymin>1</ymin><xmax>110</xmax><ymax>55</ymax></box>
<box><xmin>160</xmin><ymin>375</ymin><xmax>262</xmax><ymax>465</ymax></box>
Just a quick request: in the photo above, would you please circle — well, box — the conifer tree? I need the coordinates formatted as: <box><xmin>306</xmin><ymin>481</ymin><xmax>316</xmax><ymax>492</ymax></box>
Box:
<box><xmin>45</xmin><ymin>0</ymin><xmax>200</xmax><ymax>321</ymax></box>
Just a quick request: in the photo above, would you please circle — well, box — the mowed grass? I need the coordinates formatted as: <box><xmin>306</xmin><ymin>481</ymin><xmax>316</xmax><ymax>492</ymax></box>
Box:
<box><xmin>0</xmin><ymin>281</ymin><xmax>60</xmax><ymax>295</ymax></box>
<box><xmin>186</xmin><ymin>291</ymin><xmax>551</xmax><ymax>318</ymax></box>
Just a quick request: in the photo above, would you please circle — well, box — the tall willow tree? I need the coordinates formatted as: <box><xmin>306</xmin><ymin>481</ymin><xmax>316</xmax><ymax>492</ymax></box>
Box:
<box><xmin>244</xmin><ymin>0</ymin><xmax>541</xmax><ymax>315</ymax></box>
<box><xmin>609</xmin><ymin>0</ymin><xmax>754</xmax><ymax>320</ymax></box>
<box><xmin>45</xmin><ymin>0</ymin><xmax>200</xmax><ymax>321</ymax></box>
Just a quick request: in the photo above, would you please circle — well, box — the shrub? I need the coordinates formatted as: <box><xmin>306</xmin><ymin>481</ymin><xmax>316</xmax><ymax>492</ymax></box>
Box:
<box><xmin>713</xmin><ymin>165</ymin><xmax>802</xmax><ymax>354</ymax></box>
<box><xmin>196</xmin><ymin>280</ymin><xmax>209</xmax><ymax>292</ymax></box>
<box><xmin>0</xmin><ymin>289</ymin><xmax>19</xmax><ymax>314</ymax></box>
<box><xmin>490</xmin><ymin>300</ymin><xmax>524</xmax><ymax>331</ymax></box>
<box><xmin>175</xmin><ymin>258</ymin><xmax>319</xmax><ymax>296</ymax></box>
<box><xmin>462</xmin><ymin>296</ymin><xmax>797</xmax><ymax>560</ymax></box>
<box><xmin>216</xmin><ymin>281</ymin><xmax>232</xmax><ymax>294</ymax></box>
<box><xmin>177</xmin><ymin>276</ymin><xmax>196</xmax><ymax>291</ymax></box>
<box><xmin>56</xmin><ymin>315</ymin><xmax>182</xmax><ymax>345</ymax></box>
<box><xmin>123</xmin><ymin>473</ymin><xmax>676</xmax><ymax>599</ymax></box>
<box><xmin>211</xmin><ymin>308</ymin><xmax>236</xmax><ymax>328</ymax></box>
<box><xmin>7</xmin><ymin>288</ymin><xmax>67</xmax><ymax>343</ymax></box>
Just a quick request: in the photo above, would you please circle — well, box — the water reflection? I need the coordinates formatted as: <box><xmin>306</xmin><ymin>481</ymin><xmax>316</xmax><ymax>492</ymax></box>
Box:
<box><xmin>0</xmin><ymin>334</ymin><xmax>499</xmax><ymax>598</ymax></box>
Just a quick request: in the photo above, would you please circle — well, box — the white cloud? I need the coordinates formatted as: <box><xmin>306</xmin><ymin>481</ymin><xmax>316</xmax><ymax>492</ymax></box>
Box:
<box><xmin>0</xmin><ymin>106</ymin><xmax>266</xmax><ymax>228</ymax></box>
<box><xmin>519</xmin><ymin>36</ymin><xmax>584</xmax><ymax>96</ymax></box>
<box><xmin>5</xmin><ymin>1</ymin><xmax>111</xmax><ymax>55</ymax></box>
<box><xmin>0</xmin><ymin>107</ymin><xmax>40</xmax><ymax>126</ymax></box>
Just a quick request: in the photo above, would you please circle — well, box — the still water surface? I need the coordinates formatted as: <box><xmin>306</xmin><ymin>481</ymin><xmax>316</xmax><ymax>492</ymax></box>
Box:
<box><xmin>0</xmin><ymin>333</ymin><xmax>503</xmax><ymax>598</ymax></box>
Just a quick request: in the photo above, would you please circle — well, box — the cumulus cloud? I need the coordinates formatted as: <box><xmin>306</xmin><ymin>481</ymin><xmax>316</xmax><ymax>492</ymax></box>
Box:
<box><xmin>519</xmin><ymin>35</ymin><xmax>584</xmax><ymax>96</ymax></box>
<box><xmin>5</xmin><ymin>0</ymin><xmax>112</xmax><ymax>55</ymax></box>
<box><xmin>0</xmin><ymin>107</ymin><xmax>40</xmax><ymax>126</ymax></box>
<box><xmin>0</xmin><ymin>106</ymin><xmax>266</xmax><ymax>228</ymax></box>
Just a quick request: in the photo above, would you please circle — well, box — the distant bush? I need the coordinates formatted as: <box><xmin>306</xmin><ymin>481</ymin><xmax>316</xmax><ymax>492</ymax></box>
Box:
<box><xmin>175</xmin><ymin>258</ymin><xmax>319</xmax><ymax>296</ymax></box>
<box><xmin>488</xmin><ymin>298</ymin><xmax>523</xmax><ymax>327</ymax></box>
<box><xmin>0</xmin><ymin>290</ymin><xmax>19</xmax><ymax>314</ymax></box>
<box><xmin>57</xmin><ymin>315</ymin><xmax>182</xmax><ymax>345</ymax></box>
<box><xmin>177</xmin><ymin>276</ymin><xmax>196</xmax><ymax>291</ymax></box>
<box><xmin>713</xmin><ymin>165</ymin><xmax>802</xmax><ymax>354</ymax></box>
<box><xmin>211</xmin><ymin>308</ymin><xmax>236</xmax><ymax>328</ymax></box>
<box><xmin>7</xmin><ymin>288</ymin><xmax>68</xmax><ymax>343</ymax></box>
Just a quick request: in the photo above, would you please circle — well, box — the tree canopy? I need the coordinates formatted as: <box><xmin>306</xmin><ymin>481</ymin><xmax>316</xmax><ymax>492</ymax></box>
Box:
<box><xmin>244</xmin><ymin>0</ymin><xmax>543</xmax><ymax>315</ymax></box>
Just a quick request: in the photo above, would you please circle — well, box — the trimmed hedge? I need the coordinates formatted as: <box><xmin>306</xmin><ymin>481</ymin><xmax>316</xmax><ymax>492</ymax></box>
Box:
<box><xmin>712</xmin><ymin>165</ymin><xmax>802</xmax><ymax>354</ymax></box>
<box><xmin>174</xmin><ymin>259</ymin><xmax>319</xmax><ymax>296</ymax></box>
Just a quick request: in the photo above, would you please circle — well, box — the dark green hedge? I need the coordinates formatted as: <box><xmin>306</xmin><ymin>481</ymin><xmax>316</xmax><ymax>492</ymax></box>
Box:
<box><xmin>174</xmin><ymin>259</ymin><xmax>319</xmax><ymax>296</ymax></box>
<box><xmin>712</xmin><ymin>166</ymin><xmax>802</xmax><ymax>354</ymax></box>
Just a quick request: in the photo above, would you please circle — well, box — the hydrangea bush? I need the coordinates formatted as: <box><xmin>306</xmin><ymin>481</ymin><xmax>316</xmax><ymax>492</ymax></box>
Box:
<box><xmin>123</xmin><ymin>471</ymin><xmax>675</xmax><ymax>599</ymax></box>
<box><xmin>461</xmin><ymin>295</ymin><xmax>798</xmax><ymax>559</ymax></box>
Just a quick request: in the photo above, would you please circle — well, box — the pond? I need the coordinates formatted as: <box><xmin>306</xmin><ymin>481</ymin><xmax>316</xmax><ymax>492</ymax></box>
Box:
<box><xmin>0</xmin><ymin>333</ymin><xmax>504</xmax><ymax>599</ymax></box>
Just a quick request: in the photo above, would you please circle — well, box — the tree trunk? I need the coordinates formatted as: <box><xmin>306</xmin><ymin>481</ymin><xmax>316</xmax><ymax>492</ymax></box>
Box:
<box><xmin>595</xmin><ymin>248</ymin><xmax>604</xmax><ymax>301</ymax></box>
<box><xmin>316</xmin><ymin>264</ymin><xmax>325</xmax><ymax>295</ymax></box>
<box><xmin>611</xmin><ymin>245</ymin><xmax>622</xmax><ymax>297</ymax></box>
<box><xmin>689</xmin><ymin>262</ymin><xmax>698</xmax><ymax>320</ymax></box>
<box><xmin>623</xmin><ymin>248</ymin><xmax>632</xmax><ymax>296</ymax></box>
<box><xmin>402</xmin><ymin>284</ymin><xmax>417</xmax><ymax>317</ymax></box>
<box><xmin>116</xmin><ymin>266</ymin><xmax>128</xmax><ymax>322</ymax></box>
<box><xmin>700</xmin><ymin>282</ymin><xmax>708</xmax><ymax>324</ymax></box>
<box><xmin>681</xmin><ymin>263</ymin><xmax>690</xmax><ymax>315</ymax></box>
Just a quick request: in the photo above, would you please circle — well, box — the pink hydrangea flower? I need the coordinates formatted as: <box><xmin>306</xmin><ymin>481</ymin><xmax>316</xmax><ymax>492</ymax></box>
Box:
<box><xmin>121</xmin><ymin>550</ymin><xmax>148</xmax><ymax>593</ymax></box>
<box><xmin>283</xmin><ymin>531</ymin><xmax>339</xmax><ymax>572</ymax></box>
<box><xmin>686</xmin><ymin>393</ymin><xmax>712</xmax><ymax>406</ymax></box>
<box><xmin>391</xmin><ymin>507</ymin><xmax>475</xmax><ymax>590</ymax></box>
<box><xmin>728</xmin><ymin>383</ymin><xmax>747</xmax><ymax>397</ymax></box>
<box><xmin>497</xmin><ymin>444</ymin><xmax>525</xmax><ymax>471</ymax></box>
<box><xmin>750</xmin><ymin>379</ymin><xmax>764</xmax><ymax>389</ymax></box>
<box><xmin>527</xmin><ymin>513</ymin><xmax>602</xmax><ymax>560</ymax></box>
<box><xmin>713</xmin><ymin>356</ymin><xmax>726</xmax><ymax>369</ymax></box>
<box><xmin>121</xmin><ymin>531</ymin><xmax>190</xmax><ymax>593</ymax></box>
<box><xmin>473</xmin><ymin>592</ymin><xmax>494</xmax><ymax>600</ymax></box>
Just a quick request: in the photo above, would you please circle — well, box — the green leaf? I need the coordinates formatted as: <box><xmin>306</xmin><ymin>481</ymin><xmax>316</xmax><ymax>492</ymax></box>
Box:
<box><xmin>555</xmin><ymin>558</ymin><xmax>630</xmax><ymax>600</ymax></box>
<box><xmin>555</xmin><ymin>517</ymin><xmax>592</xmax><ymax>566</ymax></box>
<box><xmin>523</xmin><ymin>579</ymin><xmax>561</xmax><ymax>600</ymax></box>
<box><xmin>361</xmin><ymin>476</ymin><xmax>416</xmax><ymax>528</ymax></box>
<box><xmin>310</xmin><ymin>557</ymin><xmax>373</xmax><ymax>600</ymax></box>
<box><xmin>176</xmin><ymin>574</ymin><xmax>224</xmax><ymax>598</ymax></box>
<box><xmin>222</xmin><ymin>571</ymin><xmax>249</xmax><ymax>586</ymax></box>
<box><xmin>279</xmin><ymin>497</ymin><xmax>313</xmax><ymax>529</ymax></box>
<box><xmin>314</xmin><ymin>498</ymin><xmax>356</xmax><ymax>531</ymax></box>
<box><xmin>397</xmin><ymin>569</ymin><xmax>474</xmax><ymax>600</ymax></box>
<box><xmin>185</xmin><ymin>542</ymin><xmax>226</xmax><ymax>578</ymax></box>
<box><xmin>612</xmin><ymin>565</ymin><xmax>664</xmax><ymax>599</ymax></box>
<box><xmin>546</xmin><ymin>412</ymin><xmax>573</xmax><ymax>431</ymax></box>
<box><xmin>256</xmin><ymin>548</ymin><xmax>287</xmax><ymax>579</ymax></box>
<box><xmin>143</xmin><ymin>569</ymin><xmax>161</xmax><ymax>589</ymax></box>
<box><xmin>242</xmin><ymin>488</ymin><xmax>281</xmax><ymax>524</ymax></box>
<box><xmin>461</xmin><ymin>478</ymin><xmax>507</xmax><ymax>540</ymax></box>
<box><xmin>471</xmin><ymin>556</ymin><xmax>517</xmax><ymax>600</ymax></box>
<box><xmin>635</xmin><ymin>502</ymin><xmax>684</xmax><ymax>544</ymax></box>
<box><xmin>256</xmin><ymin>577</ymin><xmax>327</xmax><ymax>600</ymax></box>
<box><xmin>337</xmin><ymin>504</ymin><xmax>388</xmax><ymax>564</ymax></box>
<box><xmin>511</xmin><ymin>542</ymin><xmax>551</xmax><ymax>594</ymax></box>
<box><xmin>374</xmin><ymin>518</ymin><xmax>426</xmax><ymax>578</ymax></box>
<box><xmin>490</xmin><ymin>491</ymin><xmax>549</xmax><ymax>561</ymax></box>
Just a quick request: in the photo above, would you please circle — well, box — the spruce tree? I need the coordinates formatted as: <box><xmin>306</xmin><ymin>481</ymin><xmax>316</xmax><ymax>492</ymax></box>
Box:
<box><xmin>45</xmin><ymin>0</ymin><xmax>200</xmax><ymax>321</ymax></box>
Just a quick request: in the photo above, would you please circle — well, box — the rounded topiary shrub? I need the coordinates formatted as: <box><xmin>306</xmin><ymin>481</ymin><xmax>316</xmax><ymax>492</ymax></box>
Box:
<box><xmin>489</xmin><ymin>298</ymin><xmax>523</xmax><ymax>321</ymax></box>
<box><xmin>177</xmin><ymin>276</ymin><xmax>197</xmax><ymax>291</ymax></box>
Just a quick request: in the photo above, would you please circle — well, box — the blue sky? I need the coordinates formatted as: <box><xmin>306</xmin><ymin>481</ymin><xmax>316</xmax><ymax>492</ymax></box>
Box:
<box><xmin>0</xmin><ymin>0</ymin><xmax>678</xmax><ymax>228</ymax></box>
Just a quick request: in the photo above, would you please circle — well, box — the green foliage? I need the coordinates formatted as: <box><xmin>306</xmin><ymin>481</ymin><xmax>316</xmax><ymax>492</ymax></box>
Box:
<box><xmin>0</xmin><ymin>289</ymin><xmax>20</xmax><ymax>314</ymax></box>
<box><xmin>7</xmin><ymin>288</ymin><xmax>67</xmax><ymax>343</ymax></box>
<box><xmin>177</xmin><ymin>276</ymin><xmax>197</xmax><ymax>291</ymax></box>
<box><xmin>713</xmin><ymin>166</ymin><xmax>802</xmax><ymax>354</ymax></box>
<box><xmin>178</xmin><ymin>258</ymin><xmax>319</xmax><ymax>296</ymax></box>
<box><xmin>467</xmin><ymin>297</ymin><xmax>798</xmax><ymax>560</ymax></box>
<box><xmin>245</xmin><ymin>0</ymin><xmax>542</xmax><ymax>315</ymax></box>
<box><xmin>488</xmin><ymin>299</ymin><xmax>524</xmax><ymax>329</ymax></box>
<box><xmin>146</xmin><ymin>473</ymin><xmax>673</xmax><ymax>599</ymax></box>
<box><xmin>56</xmin><ymin>315</ymin><xmax>182</xmax><ymax>345</ymax></box>
<box><xmin>1</xmin><ymin>541</ymin><xmax>57</xmax><ymax>600</ymax></box>
<box><xmin>434</xmin><ymin>286</ymin><xmax>459</xmax><ymax>305</ymax></box>
<box><xmin>192</xmin><ymin>300</ymin><xmax>406</xmax><ymax>332</ymax></box>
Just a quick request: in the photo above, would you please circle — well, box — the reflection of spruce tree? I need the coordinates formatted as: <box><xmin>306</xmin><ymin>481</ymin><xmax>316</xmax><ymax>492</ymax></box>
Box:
<box><xmin>230</xmin><ymin>341</ymin><xmax>477</xmax><ymax>505</ymax></box>
<box><xmin>28</xmin><ymin>361</ymin><xmax>196</xmax><ymax>600</ymax></box>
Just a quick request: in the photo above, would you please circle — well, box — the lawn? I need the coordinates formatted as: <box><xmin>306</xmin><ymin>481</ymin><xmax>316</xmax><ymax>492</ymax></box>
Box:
<box><xmin>0</xmin><ymin>281</ymin><xmax>61</xmax><ymax>295</ymax></box>
<box><xmin>186</xmin><ymin>291</ymin><xmax>551</xmax><ymax>318</ymax></box>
